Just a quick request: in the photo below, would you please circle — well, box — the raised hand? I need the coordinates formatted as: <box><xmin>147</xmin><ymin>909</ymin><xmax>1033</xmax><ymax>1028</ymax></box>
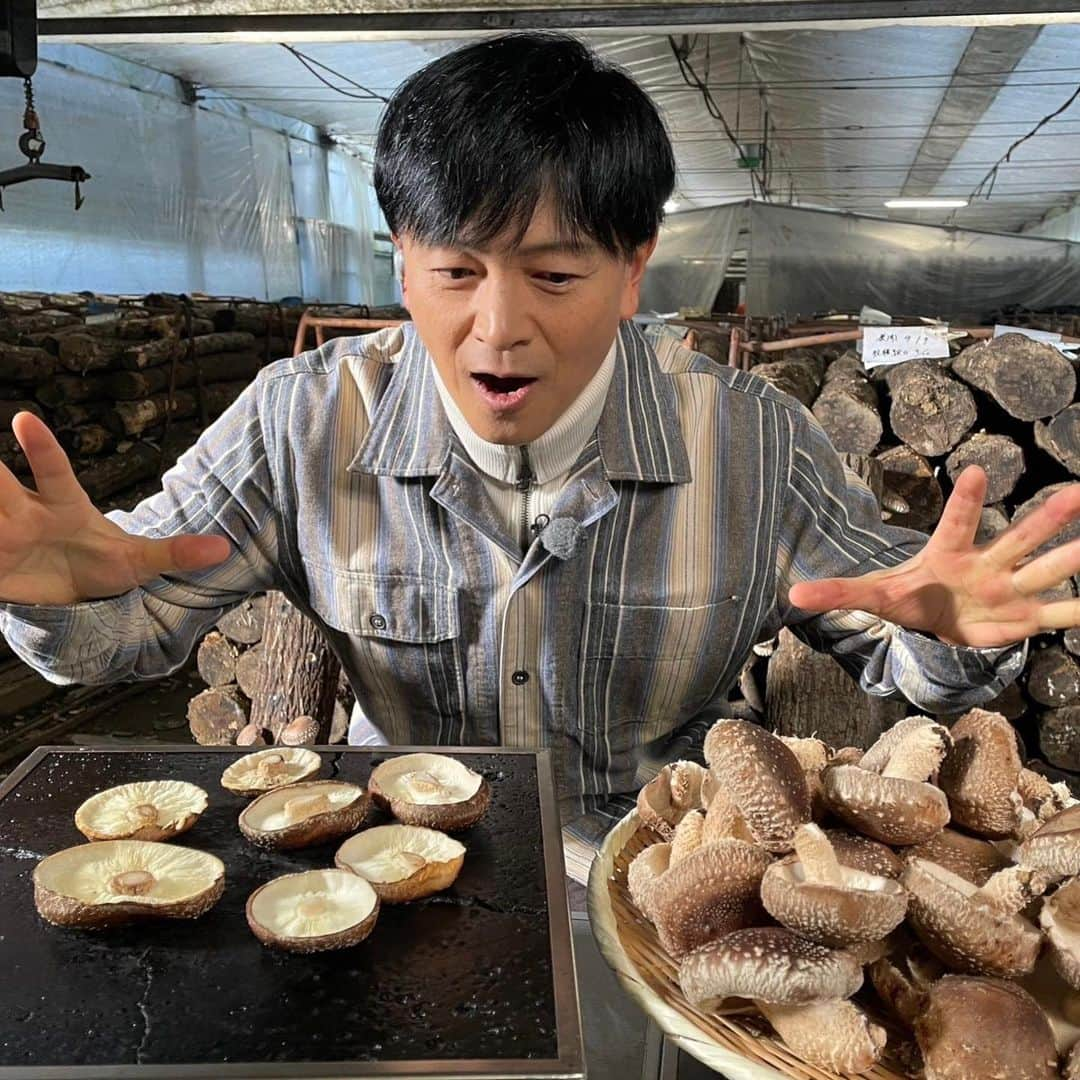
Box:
<box><xmin>0</xmin><ymin>412</ymin><xmax>231</xmax><ymax>605</ymax></box>
<box><xmin>788</xmin><ymin>467</ymin><xmax>1080</xmax><ymax>648</ymax></box>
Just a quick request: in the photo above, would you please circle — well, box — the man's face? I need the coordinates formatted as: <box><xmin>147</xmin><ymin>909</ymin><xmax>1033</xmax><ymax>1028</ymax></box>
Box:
<box><xmin>397</xmin><ymin>199</ymin><xmax>655</xmax><ymax>445</ymax></box>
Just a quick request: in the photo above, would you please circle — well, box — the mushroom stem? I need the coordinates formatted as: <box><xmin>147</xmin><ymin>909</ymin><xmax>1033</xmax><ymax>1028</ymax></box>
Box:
<box><xmin>702</xmin><ymin>788</ymin><xmax>754</xmax><ymax>845</ymax></box>
<box><xmin>792</xmin><ymin>823</ymin><xmax>844</xmax><ymax>886</ymax></box>
<box><xmin>670</xmin><ymin>810</ymin><xmax>705</xmax><ymax>866</ymax></box>
<box><xmin>110</xmin><ymin>870</ymin><xmax>156</xmax><ymax>896</ymax></box>
<box><xmin>297</xmin><ymin>896</ymin><xmax>329</xmax><ymax>919</ymax></box>
<box><xmin>1019</xmin><ymin>768</ymin><xmax>1078</xmax><ymax>821</ymax></box>
<box><xmin>283</xmin><ymin>793</ymin><xmax>333</xmax><ymax>823</ymax></box>
<box><xmin>131</xmin><ymin>803</ymin><xmax>158</xmax><ymax>823</ymax></box>
<box><xmin>403</xmin><ymin>771</ymin><xmax>454</xmax><ymax>801</ymax></box>
<box><xmin>973</xmin><ymin>866</ymin><xmax>1051</xmax><ymax>915</ymax></box>
<box><xmin>755</xmin><ymin>999</ymin><xmax>887</xmax><ymax>1074</ymax></box>
<box><xmin>881</xmin><ymin>724</ymin><xmax>949</xmax><ymax>781</ymax></box>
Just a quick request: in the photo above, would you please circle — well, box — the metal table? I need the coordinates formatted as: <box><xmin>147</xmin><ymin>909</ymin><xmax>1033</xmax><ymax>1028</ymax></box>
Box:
<box><xmin>0</xmin><ymin>745</ymin><xmax>584</xmax><ymax>1080</ymax></box>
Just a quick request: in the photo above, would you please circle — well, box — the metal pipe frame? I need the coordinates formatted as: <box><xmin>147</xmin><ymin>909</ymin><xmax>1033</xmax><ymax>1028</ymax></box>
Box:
<box><xmin>38</xmin><ymin>1</ymin><xmax>1080</xmax><ymax>42</ymax></box>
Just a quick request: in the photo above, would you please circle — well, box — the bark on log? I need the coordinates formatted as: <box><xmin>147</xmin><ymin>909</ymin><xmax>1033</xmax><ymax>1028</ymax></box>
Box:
<box><xmin>75</xmin><ymin>443</ymin><xmax>161</xmax><ymax>503</ymax></box>
<box><xmin>0</xmin><ymin>432</ymin><xmax>29</xmax><ymax>475</ymax></box>
<box><xmin>0</xmin><ymin>345</ymin><xmax>56</xmax><ymax>383</ymax></box>
<box><xmin>0</xmin><ymin>400</ymin><xmax>43</xmax><ymax>427</ymax></box>
<box><xmin>1035</xmin><ymin>405</ymin><xmax>1080</xmax><ymax>477</ymax></box>
<box><xmin>235</xmin><ymin>645</ymin><xmax>263</xmax><ymax>699</ymax></box>
<box><xmin>120</xmin><ymin>331</ymin><xmax>256</xmax><ymax>371</ymax></box>
<box><xmin>188</xmin><ymin>684</ymin><xmax>248</xmax><ymax>745</ymax></box>
<box><xmin>52</xmin><ymin>402</ymin><xmax>111</xmax><ymax>432</ymax></box>
<box><xmin>104</xmin><ymin>380</ymin><xmax>248</xmax><ymax>437</ymax></box>
<box><xmin>1027</xmin><ymin>645</ymin><xmax>1080</xmax><ymax>708</ymax></box>
<box><xmin>1013</xmin><ymin>484</ymin><xmax>1080</xmax><ymax>560</ymax></box>
<box><xmin>35</xmin><ymin>373</ymin><xmax>111</xmax><ymax>407</ymax></box>
<box><xmin>945</xmin><ymin>433</ymin><xmax>1024</xmax><ymax>505</ymax></box>
<box><xmin>59</xmin><ymin>423</ymin><xmax>115</xmax><ymax>456</ymax></box>
<box><xmin>112</xmin><ymin>314</ymin><xmax>214</xmax><ymax>341</ymax></box>
<box><xmin>57</xmin><ymin>334</ymin><xmax>128</xmax><ymax>373</ymax></box>
<box><xmin>751</xmin><ymin>355</ymin><xmax>825</xmax><ymax>408</ymax></box>
<box><xmin>104</xmin><ymin>352</ymin><xmax>260</xmax><ymax>400</ymax></box>
<box><xmin>248</xmin><ymin>591</ymin><xmax>341</xmax><ymax>744</ymax></box>
<box><xmin>765</xmin><ymin>627</ymin><xmax>907</xmax><ymax>749</ymax></box>
<box><xmin>197</xmin><ymin>631</ymin><xmax>240</xmax><ymax>688</ymax></box>
<box><xmin>1038</xmin><ymin>706</ymin><xmax>1080</xmax><ymax>772</ymax></box>
<box><xmin>952</xmin><ymin>334</ymin><xmax>1076</xmax><ymax>421</ymax></box>
<box><xmin>812</xmin><ymin>367</ymin><xmax>882</xmax><ymax>454</ymax></box>
<box><xmin>885</xmin><ymin>361</ymin><xmax>977</xmax><ymax>458</ymax></box>
<box><xmin>976</xmin><ymin>505</ymin><xmax>1010</xmax><ymax>545</ymax></box>
<box><xmin>217</xmin><ymin>595</ymin><xmax>267</xmax><ymax>646</ymax></box>
<box><xmin>875</xmin><ymin>445</ymin><xmax>944</xmax><ymax>533</ymax></box>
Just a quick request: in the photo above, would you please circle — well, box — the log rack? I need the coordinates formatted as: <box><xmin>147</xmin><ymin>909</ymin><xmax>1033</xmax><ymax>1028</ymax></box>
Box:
<box><xmin>292</xmin><ymin>310</ymin><xmax>404</xmax><ymax>355</ymax></box>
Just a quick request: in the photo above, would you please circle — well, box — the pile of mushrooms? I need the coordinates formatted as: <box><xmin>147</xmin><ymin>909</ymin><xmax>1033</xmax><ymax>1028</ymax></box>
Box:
<box><xmin>629</xmin><ymin>711</ymin><xmax>1080</xmax><ymax>1077</ymax></box>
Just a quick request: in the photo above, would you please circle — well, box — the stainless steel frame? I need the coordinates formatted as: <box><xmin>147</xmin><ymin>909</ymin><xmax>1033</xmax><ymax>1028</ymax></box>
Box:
<box><xmin>0</xmin><ymin>744</ymin><xmax>585</xmax><ymax>1080</ymax></box>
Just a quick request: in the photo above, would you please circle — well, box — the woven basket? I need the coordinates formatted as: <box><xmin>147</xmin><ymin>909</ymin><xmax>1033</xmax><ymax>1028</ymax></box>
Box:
<box><xmin>585</xmin><ymin>809</ymin><xmax>914</xmax><ymax>1080</ymax></box>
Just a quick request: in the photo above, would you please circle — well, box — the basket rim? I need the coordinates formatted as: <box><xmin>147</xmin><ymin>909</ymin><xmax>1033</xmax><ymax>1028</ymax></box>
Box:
<box><xmin>585</xmin><ymin>808</ymin><xmax>792</xmax><ymax>1080</ymax></box>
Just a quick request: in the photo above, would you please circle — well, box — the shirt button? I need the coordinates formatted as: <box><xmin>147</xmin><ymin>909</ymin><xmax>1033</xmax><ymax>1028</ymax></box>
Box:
<box><xmin>511</xmin><ymin>670</ymin><xmax>530</xmax><ymax>686</ymax></box>
<box><xmin>369</xmin><ymin>613</ymin><xmax>387</xmax><ymax>631</ymax></box>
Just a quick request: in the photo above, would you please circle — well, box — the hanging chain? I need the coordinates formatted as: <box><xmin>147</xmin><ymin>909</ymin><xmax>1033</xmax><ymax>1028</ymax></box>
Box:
<box><xmin>22</xmin><ymin>78</ymin><xmax>38</xmax><ymax>132</ymax></box>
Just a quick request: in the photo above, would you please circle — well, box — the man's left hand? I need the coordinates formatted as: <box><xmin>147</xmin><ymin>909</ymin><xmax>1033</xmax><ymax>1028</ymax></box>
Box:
<box><xmin>788</xmin><ymin>467</ymin><xmax>1080</xmax><ymax>648</ymax></box>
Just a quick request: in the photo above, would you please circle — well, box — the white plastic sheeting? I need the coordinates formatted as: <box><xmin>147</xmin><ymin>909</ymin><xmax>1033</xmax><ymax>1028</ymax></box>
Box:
<box><xmin>746</xmin><ymin>202</ymin><xmax>1080</xmax><ymax>318</ymax></box>
<box><xmin>640</xmin><ymin>202</ymin><xmax>742</xmax><ymax>314</ymax></box>
<box><xmin>0</xmin><ymin>46</ymin><xmax>377</xmax><ymax>301</ymax></box>
<box><xmin>645</xmin><ymin>200</ymin><xmax>1080</xmax><ymax>319</ymax></box>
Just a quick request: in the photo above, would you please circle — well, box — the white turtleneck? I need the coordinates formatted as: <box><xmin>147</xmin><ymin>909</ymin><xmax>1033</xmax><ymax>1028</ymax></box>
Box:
<box><xmin>431</xmin><ymin>336</ymin><xmax>618</xmax><ymax>550</ymax></box>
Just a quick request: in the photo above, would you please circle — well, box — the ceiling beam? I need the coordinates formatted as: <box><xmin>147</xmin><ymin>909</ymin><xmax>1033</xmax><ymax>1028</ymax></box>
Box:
<box><xmin>900</xmin><ymin>25</ymin><xmax>1043</xmax><ymax>199</ymax></box>
<box><xmin>37</xmin><ymin>1</ymin><xmax>1080</xmax><ymax>45</ymax></box>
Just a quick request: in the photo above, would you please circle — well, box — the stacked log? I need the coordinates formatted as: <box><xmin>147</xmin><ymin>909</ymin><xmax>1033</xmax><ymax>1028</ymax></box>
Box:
<box><xmin>751</xmin><ymin>329</ymin><xmax>1080</xmax><ymax>784</ymax></box>
<box><xmin>189</xmin><ymin>593</ymin><xmax>354</xmax><ymax>746</ymax></box>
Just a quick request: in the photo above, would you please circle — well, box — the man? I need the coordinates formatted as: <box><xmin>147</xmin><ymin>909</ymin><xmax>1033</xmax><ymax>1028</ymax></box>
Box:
<box><xmin>0</xmin><ymin>34</ymin><xmax>1077</xmax><ymax>869</ymax></box>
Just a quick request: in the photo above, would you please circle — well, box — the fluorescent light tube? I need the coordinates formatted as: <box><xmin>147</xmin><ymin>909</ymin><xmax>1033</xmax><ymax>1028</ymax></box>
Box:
<box><xmin>884</xmin><ymin>198</ymin><xmax>969</xmax><ymax>209</ymax></box>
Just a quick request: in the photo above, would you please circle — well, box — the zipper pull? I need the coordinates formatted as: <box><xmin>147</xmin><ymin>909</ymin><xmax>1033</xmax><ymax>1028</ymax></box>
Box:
<box><xmin>516</xmin><ymin>445</ymin><xmax>534</xmax><ymax>493</ymax></box>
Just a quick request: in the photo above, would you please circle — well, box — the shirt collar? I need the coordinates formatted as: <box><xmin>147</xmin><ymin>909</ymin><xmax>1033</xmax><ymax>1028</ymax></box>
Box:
<box><xmin>349</xmin><ymin>320</ymin><xmax>690</xmax><ymax>485</ymax></box>
<box><xmin>429</xmin><ymin>337</ymin><xmax>616</xmax><ymax>486</ymax></box>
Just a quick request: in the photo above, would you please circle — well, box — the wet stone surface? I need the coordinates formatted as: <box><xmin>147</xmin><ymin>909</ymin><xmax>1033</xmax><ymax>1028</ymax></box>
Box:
<box><xmin>0</xmin><ymin>748</ymin><xmax>557</xmax><ymax>1070</ymax></box>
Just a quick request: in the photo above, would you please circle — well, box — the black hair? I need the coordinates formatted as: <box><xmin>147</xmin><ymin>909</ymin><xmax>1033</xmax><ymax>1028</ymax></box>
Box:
<box><xmin>374</xmin><ymin>33</ymin><xmax>676</xmax><ymax>259</ymax></box>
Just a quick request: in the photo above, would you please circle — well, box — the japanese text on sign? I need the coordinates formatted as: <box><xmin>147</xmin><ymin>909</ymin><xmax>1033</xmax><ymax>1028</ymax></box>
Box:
<box><xmin>861</xmin><ymin>326</ymin><xmax>951</xmax><ymax>369</ymax></box>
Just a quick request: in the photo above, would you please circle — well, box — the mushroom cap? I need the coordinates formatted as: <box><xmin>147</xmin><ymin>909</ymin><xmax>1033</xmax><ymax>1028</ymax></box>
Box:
<box><xmin>335</xmin><ymin>824</ymin><xmax>465</xmax><ymax>903</ymax></box>
<box><xmin>34</xmin><ymin>840</ymin><xmax>225</xmax><ymax>928</ymax></box>
<box><xmin>904</xmin><ymin>827</ymin><xmax>1011</xmax><ymax>886</ymax></box>
<box><xmin>627</xmin><ymin>842</ymin><xmax>672</xmax><ymax>924</ymax></box>
<box><xmin>278</xmin><ymin>714</ymin><xmax>320</xmax><ymax>746</ymax></box>
<box><xmin>823</xmin><ymin>828</ymin><xmax>904</xmax><ymax>879</ymax></box>
<box><xmin>914</xmin><ymin>975</ymin><xmax>1058</xmax><ymax>1080</ymax></box>
<box><xmin>703</xmin><ymin>719</ymin><xmax>810</xmax><ymax>852</ymax></box>
<box><xmin>937</xmin><ymin>708</ymin><xmax>1025</xmax><ymax>839</ymax></box>
<box><xmin>635</xmin><ymin>761</ymin><xmax>708</xmax><ymax>840</ymax></box>
<box><xmin>1019</xmin><ymin>804</ymin><xmax>1080</xmax><ymax>878</ymax></box>
<box><xmin>246</xmin><ymin>868</ymin><xmax>379</xmax><ymax>953</ymax></box>
<box><xmin>758</xmin><ymin>999</ymin><xmax>887</xmax><ymax>1075</ymax></box>
<box><xmin>761</xmin><ymin>858</ymin><xmax>908</xmax><ymax>948</ymax></box>
<box><xmin>650</xmin><ymin>839</ymin><xmax>771</xmax><ymax>959</ymax></box>
<box><xmin>1040</xmin><ymin>876</ymin><xmax>1080</xmax><ymax>990</ymax></box>
<box><xmin>368</xmin><ymin>753</ymin><xmax>491</xmax><ymax>832</ymax></box>
<box><xmin>823</xmin><ymin>763</ymin><xmax>950</xmax><ymax>845</ymax></box>
<box><xmin>239</xmin><ymin>780</ymin><xmax>370</xmax><ymax>850</ymax></box>
<box><xmin>74</xmin><ymin>780</ymin><xmax>208</xmax><ymax>842</ymax></box>
<box><xmin>678</xmin><ymin>927</ymin><xmax>863</xmax><ymax>1007</ymax></box>
<box><xmin>902</xmin><ymin>857</ymin><xmax>1043</xmax><ymax>978</ymax></box>
<box><xmin>1068</xmin><ymin>1041</ymin><xmax>1080</xmax><ymax>1080</ymax></box>
<box><xmin>221</xmin><ymin>747</ymin><xmax>322</xmax><ymax>797</ymax></box>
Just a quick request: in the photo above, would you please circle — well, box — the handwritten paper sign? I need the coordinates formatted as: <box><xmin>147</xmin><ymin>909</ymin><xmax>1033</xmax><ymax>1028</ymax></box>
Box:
<box><xmin>861</xmin><ymin>326</ymin><xmax>951</xmax><ymax>369</ymax></box>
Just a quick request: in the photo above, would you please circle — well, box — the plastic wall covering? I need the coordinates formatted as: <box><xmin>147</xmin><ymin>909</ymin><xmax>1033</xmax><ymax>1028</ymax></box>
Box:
<box><xmin>640</xmin><ymin>203</ymin><xmax>743</xmax><ymax>315</ymax></box>
<box><xmin>0</xmin><ymin>58</ymin><xmax>377</xmax><ymax>303</ymax></box>
<box><xmin>746</xmin><ymin>203</ymin><xmax>1080</xmax><ymax>319</ymax></box>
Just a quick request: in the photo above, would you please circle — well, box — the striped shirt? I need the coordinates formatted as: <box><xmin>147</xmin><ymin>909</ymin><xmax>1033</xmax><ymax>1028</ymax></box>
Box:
<box><xmin>0</xmin><ymin>320</ymin><xmax>1025</xmax><ymax>856</ymax></box>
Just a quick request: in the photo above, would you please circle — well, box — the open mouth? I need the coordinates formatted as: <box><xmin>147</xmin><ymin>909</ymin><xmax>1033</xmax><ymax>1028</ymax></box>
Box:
<box><xmin>470</xmin><ymin>372</ymin><xmax>538</xmax><ymax>410</ymax></box>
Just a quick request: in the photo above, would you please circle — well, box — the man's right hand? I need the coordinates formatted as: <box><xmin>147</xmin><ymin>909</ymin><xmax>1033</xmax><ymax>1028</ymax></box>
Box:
<box><xmin>0</xmin><ymin>412</ymin><xmax>232</xmax><ymax>605</ymax></box>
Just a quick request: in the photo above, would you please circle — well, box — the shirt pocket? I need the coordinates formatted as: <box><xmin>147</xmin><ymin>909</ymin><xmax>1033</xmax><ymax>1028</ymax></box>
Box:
<box><xmin>303</xmin><ymin>564</ymin><xmax>465</xmax><ymax>738</ymax></box>
<box><xmin>577</xmin><ymin>598</ymin><xmax>741</xmax><ymax>749</ymax></box>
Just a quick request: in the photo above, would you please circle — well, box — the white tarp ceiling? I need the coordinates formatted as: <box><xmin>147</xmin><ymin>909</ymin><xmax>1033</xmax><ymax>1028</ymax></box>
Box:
<box><xmin>22</xmin><ymin>20</ymin><xmax>1080</xmax><ymax>234</ymax></box>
